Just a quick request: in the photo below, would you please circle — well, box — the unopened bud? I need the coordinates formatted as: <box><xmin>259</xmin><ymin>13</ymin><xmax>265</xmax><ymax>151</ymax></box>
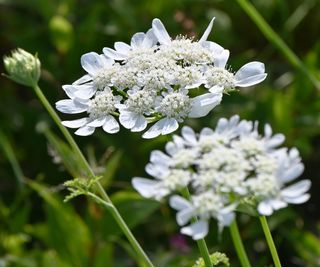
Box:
<box><xmin>3</xmin><ymin>48</ymin><xmax>41</xmax><ymax>87</ymax></box>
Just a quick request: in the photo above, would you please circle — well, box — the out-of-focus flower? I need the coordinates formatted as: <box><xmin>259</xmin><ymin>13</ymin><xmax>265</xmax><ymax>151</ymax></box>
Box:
<box><xmin>132</xmin><ymin>115</ymin><xmax>311</xmax><ymax>239</ymax></box>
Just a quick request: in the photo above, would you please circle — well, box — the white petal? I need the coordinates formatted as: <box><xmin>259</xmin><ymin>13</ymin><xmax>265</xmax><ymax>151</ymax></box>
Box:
<box><xmin>214</xmin><ymin>50</ymin><xmax>230</xmax><ymax>68</ymax></box>
<box><xmin>131</xmin><ymin>115</ymin><xmax>148</xmax><ymax>132</ymax></box>
<box><xmin>55</xmin><ymin>99</ymin><xmax>88</xmax><ymax>114</ymax></box>
<box><xmin>62</xmin><ymin>84</ymin><xmax>78</xmax><ymax>99</ymax></box>
<box><xmin>161</xmin><ymin>118</ymin><xmax>179</xmax><ymax>135</ymax></box>
<box><xmin>131</xmin><ymin>32</ymin><xmax>145</xmax><ymax>49</ymax></box>
<box><xmin>152</xmin><ymin>18</ymin><xmax>171</xmax><ymax>45</ymax></box>
<box><xmin>181</xmin><ymin>126</ymin><xmax>197</xmax><ymax>145</ymax></box>
<box><xmin>75</xmin><ymin>126</ymin><xmax>95</xmax><ymax>136</ymax></box>
<box><xmin>281</xmin><ymin>180</ymin><xmax>311</xmax><ymax>198</ymax></box>
<box><xmin>81</xmin><ymin>52</ymin><xmax>105</xmax><ymax>75</ymax></box>
<box><xmin>72</xmin><ymin>74</ymin><xmax>92</xmax><ymax>85</ymax></box>
<box><xmin>257</xmin><ymin>201</ymin><xmax>273</xmax><ymax>216</ymax></box>
<box><xmin>199</xmin><ymin>17</ymin><xmax>215</xmax><ymax>43</ymax></box>
<box><xmin>132</xmin><ymin>178</ymin><xmax>158</xmax><ymax>198</ymax></box>
<box><xmin>217</xmin><ymin>212</ymin><xmax>235</xmax><ymax>226</ymax></box>
<box><xmin>176</xmin><ymin>209</ymin><xmax>194</xmax><ymax>226</ymax></box>
<box><xmin>181</xmin><ymin>220</ymin><xmax>209</xmax><ymax>240</ymax></box>
<box><xmin>87</xmin><ymin>117</ymin><xmax>106</xmax><ymax>127</ymax></box>
<box><xmin>201</xmin><ymin>41</ymin><xmax>225</xmax><ymax>55</ymax></box>
<box><xmin>142</xmin><ymin>29</ymin><xmax>157</xmax><ymax>48</ymax></box>
<box><xmin>142</xmin><ymin>118</ymin><xmax>166</xmax><ymax>139</ymax></box>
<box><xmin>145</xmin><ymin>163</ymin><xmax>169</xmax><ymax>179</ymax></box>
<box><xmin>119</xmin><ymin>111</ymin><xmax>137</xmax><ymax>129</ymax></box>
<box><xmin>283</xmin><ymin>194</ymin><xmax>310</xmax><ymax>204</ymax></box>
<box><xmin>62</xmin><ymin>118</ymin><xmax>88</xmax><ymax>128</ymax></box>
<box><xmin>279</xmin><ymin>163</ymin><xmax>304</xmax><ymax>183</ymax></box>
<box><xmin>169</xmin><ymin>195</ymin><xmax>192</xmax><ymax>211</ymax></box>
<box><xmin>264</xmin><ymin>124</ymin><xmax>272</xmax><ymax>137</ymax></box>
<box><xmin>114</xmin><ymin>42</ymin><xmax>131</xmax><ymax>54</ymax></box>
<box><xmin>189</xmin><ymin>92</ymin><xmax>222</xmax><ymax>118</ymax></box>
<box><xmin>266</xmin><ymin>134</ymin><xmax>285</xmax><ymax>148</ymax></box>
<box><xmin>150</xmin><ymin>150</ymin><xmax>171</xmax><ymax>164</ymax></box>
<box><xmin>102</xmin><ymin>115</ymin><xmax>120</xmax><ymax>133</ymax></box>
<box><xmin>269</xmin><ymin>199</ymin><xmax>287</xmax><ymax>210</ymax></box>
<box><xmin>72</xmin><ymin>83</ymin><xmax>96</xmax><ymax>100</ymax></box>
<box><xmin>102</xmin><ymin>47</ymin><xmax>127</xmax><ymax>61</ymax></box>
<box><xmin>235</xmin><ymin>62</ymin><xmax>267</xmax><ymax>87</ymax></box>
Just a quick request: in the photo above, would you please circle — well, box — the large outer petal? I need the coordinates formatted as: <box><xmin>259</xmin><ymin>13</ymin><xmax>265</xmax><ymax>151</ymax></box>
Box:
<box><xmin>235</xmin><ymin>62</ymin><xmax>267</xmax><ymax>87</ymax></box>
<box><xmin>188</xmin><ymin>92</ymin><xmax>222</xmax><ymax>118</ymax></box>
<box><xmin>152</xmin><ymin>18</ymin><xmax>171</xmax><ymax>45</ymax></box>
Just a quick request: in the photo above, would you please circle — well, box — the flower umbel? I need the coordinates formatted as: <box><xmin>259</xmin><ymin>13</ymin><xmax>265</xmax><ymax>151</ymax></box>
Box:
<box><xmin>56</xmin><ymin>18</ymin><xmax>266</xmax><ymax>138</ymax></box>
<box><xmin>3</xmin><ymin>48</ymin><xmax>41</xmax><ymax>87</ymax></box>
<box><xmin>132</xmin><ymin>115</ymin><xmax>311</xmax><ymax>239</ymax></box>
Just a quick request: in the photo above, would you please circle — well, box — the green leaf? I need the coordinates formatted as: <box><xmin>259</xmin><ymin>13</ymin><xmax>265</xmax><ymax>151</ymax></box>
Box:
<box><xmin>27</xmin><ymin>180</ymin><xmax>91</xmax><ymax>267</ymax></box>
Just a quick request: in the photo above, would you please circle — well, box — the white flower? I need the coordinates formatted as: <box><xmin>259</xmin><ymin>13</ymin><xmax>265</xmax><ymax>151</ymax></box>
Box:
<box><xmin>142</xmin><ymin>89</ymin><xmax>223</xmax><ymax>139</ymax></box>
<box><xmin>205</xmin><ymin>50</ymin><xmax>267</xmax><ymax>92</ymax></box>
<box><xmin>169</xmin><ymin>192</ymin><xmax>236</xmax><ymax>240</ymax></box>
<box><xmin>133</xmin><ymin>115</ymin><xmax>311</xmax><ymax>239</ymax></box>
<box><xmin>56</xmin><ymin>87</ymin><xmax>121</xmax><ymax>136</ymax></box>
<box><xmin>103</xmin><ymin>29</ymin><xmax>157</xmax><ymax>60</ymax></box>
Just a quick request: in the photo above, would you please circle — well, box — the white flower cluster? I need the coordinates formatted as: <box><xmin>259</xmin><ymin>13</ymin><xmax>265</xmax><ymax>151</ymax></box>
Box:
<box><xmin>132</xmin><ymin>115</ymin><xmax>311</xmax><ymax>240</ymax></box>
<box><xmin>56</xmin><ymin>18</ymin><xmax>267</xmax><ymax>138</ymax></box>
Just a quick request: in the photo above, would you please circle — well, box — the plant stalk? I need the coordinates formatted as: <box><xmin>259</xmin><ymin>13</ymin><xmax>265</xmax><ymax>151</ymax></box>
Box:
<box><xmin>259</xmin><ymin>216</ymin><xmax>282</xmax><ymax>267</ymax></box>
<box><xmin>32</xmin><ymin>84</ymin><xmax>154</xmax><ymax>267</ymax></box>
<box><xmin>229</xmin><ymin>219</ymin><xmax>251</xmax><ymax>267</ymax></box>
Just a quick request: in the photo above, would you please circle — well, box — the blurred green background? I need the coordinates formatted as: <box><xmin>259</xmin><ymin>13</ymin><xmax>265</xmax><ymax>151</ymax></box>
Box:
<box><xmin>1</xmin><ymin>0</ymin><xmax>320</xmax><ymax>266</ymax></box>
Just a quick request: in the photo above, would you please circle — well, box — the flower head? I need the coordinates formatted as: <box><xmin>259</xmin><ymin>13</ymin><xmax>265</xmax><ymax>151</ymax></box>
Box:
<box><xmin>3</xmin><ymin>48</ymin><xmax>41</xmax><ymax>87</ymax></box>
<box><xmin>132</xmin><ymin>115</ymin><xmax>311</xmax><ymax>239</ymax></box>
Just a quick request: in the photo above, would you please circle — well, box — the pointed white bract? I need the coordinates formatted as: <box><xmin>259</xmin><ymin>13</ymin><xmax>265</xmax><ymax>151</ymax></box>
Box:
<box><xmin>56</xmin><ymin>17</ymin><xmax>267</xmax><ymax>138</ymax></box>
<box><xmin>132</xmin><ymin>115</ymin><xmax>311</xmax><ymax>239</ymax></box>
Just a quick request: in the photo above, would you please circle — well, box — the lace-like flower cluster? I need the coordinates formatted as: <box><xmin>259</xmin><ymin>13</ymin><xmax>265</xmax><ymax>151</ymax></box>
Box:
<box><xmin>56</xmin><ymin>18</ymin><xmax>267</xmax><ymax>138</ymax></box>
<box><xmin>132</xmin><ymin>115</ymin><xmax>311</xmax><ymax>239</ymax></box>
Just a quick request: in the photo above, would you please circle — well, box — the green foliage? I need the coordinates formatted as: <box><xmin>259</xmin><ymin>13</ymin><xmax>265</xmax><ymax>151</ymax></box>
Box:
<box><xmin>1</xmin><ymin>0</ymin><xmax>320</xmax><ymax>266</ymax></box>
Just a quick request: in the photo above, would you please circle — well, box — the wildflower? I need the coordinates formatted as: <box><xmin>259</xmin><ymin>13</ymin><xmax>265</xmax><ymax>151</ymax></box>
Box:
<box><xmin>132</xmin><ymin>115</ymin><xmax>311</xmax><ymax>238</ymax></box>
<box><xmin>3</xmin><ymin>48</ymin><xmax>41</xmax><ymax>87</ymax></box>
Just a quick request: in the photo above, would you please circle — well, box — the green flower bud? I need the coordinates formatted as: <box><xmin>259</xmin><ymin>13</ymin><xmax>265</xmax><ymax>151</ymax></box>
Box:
<box><xmin>3</xmin><ymin>48</ymin><xmax>41</xmax><ymax>87</ymax></box>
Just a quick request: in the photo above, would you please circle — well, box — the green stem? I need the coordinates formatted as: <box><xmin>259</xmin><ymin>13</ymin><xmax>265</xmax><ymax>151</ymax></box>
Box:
<box><xmin>32</xmin><ymin>84</ymin><xmax>154</xmax><ymax>267</ymax></box>
<box><xmin>229</xmin><ymin>219</ymin><xmax>251</xmax><ymax>267</ymax></box>
<box><xmin>259</xmin><ymin>216</ymin><xmax>282</xmax><ymax>267</ymax></box>
<box><xmin>181</xmin><ymin>188</ymin><xmax>212</xmax><ymax>267</ymax></box>
<box><xmin>0</xmin><ymin>129</ymin><xmax>25</xmax><ymax>189</ymax></box>
<box><xmin>236</xmin><ymin>0</ymin><xmax>320</xmax><ymax>90</ymax></box>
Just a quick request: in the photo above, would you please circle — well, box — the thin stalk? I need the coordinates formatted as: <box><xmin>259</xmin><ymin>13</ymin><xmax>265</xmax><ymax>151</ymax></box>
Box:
<box><xmin>229</xmin><ymin>219</ymin><xmax>251</xmax><ymax>267</ymax></box>
<box><xmin>181</xmin><ymin>187</ymin><xmax>212</xmax><ymax>267</ymax></box>
<box><xmin>259</xmin><ymin>216</ymin><xmax>282</xmax><ymax>267</ymax></box>
<box><xmin>236</xmin><ymin>0</ymin><xmax>320</xmax><ymax>90</ymax></box>
<box><xmin>0</xmin><ymin>129</ymin><xmax>25</xmax><ymax>189</ymax></box>
<box><xmin>32</xmin><ymin>84</ymin><xmax>154</xmax><ymax>267</ymax></box>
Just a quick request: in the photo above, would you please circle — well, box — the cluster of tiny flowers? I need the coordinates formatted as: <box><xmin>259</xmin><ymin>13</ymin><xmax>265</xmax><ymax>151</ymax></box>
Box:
<box><xmin>132</xmin><ymin>115</ymin><xmax>311</xmax><ymax>240</ymax></box>
<box><xmin>56</xmin><ymin>18</ymin><xmax>267</xmax><ymax>138</ymax></box>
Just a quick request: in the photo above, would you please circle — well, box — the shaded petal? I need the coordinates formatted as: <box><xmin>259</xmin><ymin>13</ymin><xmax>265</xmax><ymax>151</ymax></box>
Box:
<box><xmin>87</xmin><ymin>117</ymin><xmax>106</xmax><ymax>127</ymax></box>
<box><xmin>102</xmin><ymin>115</ymin><xmax>120</xmax><ymax>133</ymax></box>
<box><xmin>75</xmin><ymin>126</ymin><xmax>95</xmax><ymax>136</ymax></box>
<box><xmin>181</xmin><ymin>126</ymin><xmax>197</xmax><ymax>145</ymax></box>
<box><xmin>62</xmin><ymin>118</ymin><xmax>88</xmax><ymax>128</ymax></box>
<box><xmin>131</xmin><ymin>115</ymin><xmax>148</xmax><ymax>132</ymax></box>
<box><xmin>199</xmin><ymin>17</ymin><xmax>215</xmax><ymax>43</ymax></box>
<box><xmin>81</xmin><ymin>52</ymin><xmax>105</xmax><ymax>75</ymax></box>
<box><xmin>119</xmin><ymin>111</ymin><xmax>137</xmax><ymax>129</ymax></box>
<box><xmin>176</xmin><ymin>209</ymin><xmax>194</xmax><ymax>226</ymax></box>
<box><xmin>56</xmin><ymin>99</ymin><xmax>88</xmax><ymax>114</ymax></box>
<box><xmin>103</xmin><ymin>47</ymin><xmax>127</xmax><ymax>61</ymax></box>
<box><xmin>181</xmin><ymin>220</ymin><xmax>209</xmax><ymax>240</ymax></box>
<box><xmin>269</xmin><ymin>199</ymin><xmax>287</xmax><ymax>210</ymax></box>
<box><xmin>150</xmin><ymin>150</ymin><xmax>171</xmax><ymax>164</ymax></box>
<box><xmin>145</xmin><ymin>162</ymin><xmax>170</xmax><ymax>179</ymax></box>
<box><xmin>201</xmin><ymin>41</ymin><xmax>225</xmax><ymax>55</ymax></box>
<box><xmin>152</xmin><ymin>18</ymin><xmax>171</xmax><ymax>45</ymax></box>
<box><xmin>235</xmin><ymin>62</ymin><xmax>267</xmax><ymax>87</ymax></box>
<box><xmin>132</xmin><ymin>177</ymin><xmax>158</xmax><ymax>198</ymax></box>
<box><xmin>142</xmin><ymin>29</ymin><xmax>157</xmax><ymax>48</ymax></box>
<box><xmin>131</xmin><ymin>32</ymin><xmax>145</xmax><ymax>49</ymax></box>
<box><xmin>114</xmin><ymin>42</ymin><xmax>131</xmax><ymax>54</ymax></box>
<box><xmin>214</xmin><ymin>50</ymin><xmax>229</xmax><ymax>68</ymax></box>
<box><xmin>279</xmin><ymin>163</ymin><xmax>304</xmax><ymax>183</ymax></box>
<box><xmin>283</xmin><ymin>194</ymin><xmax>310</xmax><ymax>204</ymax></box>
<box><xmin>281</xmin><ymin>180</ymin><xmax>311</xmax><ymax>198</ymax></box>
<box><xmin>189</xmin><ymin>92</ymin><xmax>222</xmax><ymax>118</ymax></box>
<box><xmin>161</xmin><ymin>118</ymin><xmax>179</xmax><ymax>135</ymax></box>
<box><xmin>169</xmin><ymin>195</ymin><xmax>192</xmax><ymax>211</ymax></box>
<box><xmin>142</xmin><ymin>118</ymin><xmax>166</xmax><ymax>139</ymax></box>
<box><xmin>72</xmin><ymin>74</ymin><xmax>92</xmax><ymax>85</ymax></box>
